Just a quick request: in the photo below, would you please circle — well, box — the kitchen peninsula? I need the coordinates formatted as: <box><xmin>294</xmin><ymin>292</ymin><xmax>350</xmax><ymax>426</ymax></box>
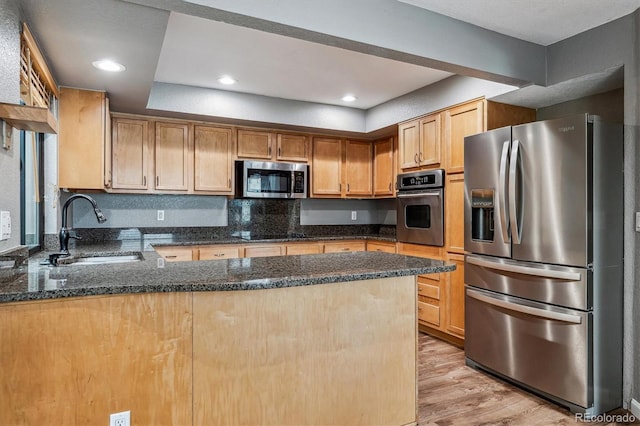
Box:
<box><xmin>0</xmin><ymin>243</ymin><xmax>453</xmax><ymax>426</ymax></box>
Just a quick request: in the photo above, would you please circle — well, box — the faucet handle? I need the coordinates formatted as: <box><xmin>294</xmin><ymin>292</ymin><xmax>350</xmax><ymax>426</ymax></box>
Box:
<box><xmin>69</xmin><ymin>231</ymin><xmax>82</xmax><ymax>241</ymax></box>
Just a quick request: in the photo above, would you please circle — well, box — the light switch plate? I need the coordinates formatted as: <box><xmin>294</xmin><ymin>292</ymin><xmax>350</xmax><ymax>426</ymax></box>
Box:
<box><xmin>1</xmin><ymin>120</ymin><xmax>12</xmax><ymax>150</ymax></box>
<box><xmin>636</xmin><ymin>212</ymin><xmax>640</xmax><ymax>232</ymax></box>
<box><xmin>0</xmin><ymin>211</ymin><xmax>11</xmax><ymax>240</ymax></box>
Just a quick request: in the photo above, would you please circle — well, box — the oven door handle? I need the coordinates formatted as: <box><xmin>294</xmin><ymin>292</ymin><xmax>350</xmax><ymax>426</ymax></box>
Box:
<box><xmin>397</xmin><ymin>192</ymin><xmax>441</xmax><ymax>198</ymax></box>
<box><xmin>467</xmin><ymin>289</ymin><xmax>582</xmax><ymax>324</ymax></box>
<box><xmin>465</xmin><ymin>255</ymin><xmax>582</xmax><ymax>281</ymax></box>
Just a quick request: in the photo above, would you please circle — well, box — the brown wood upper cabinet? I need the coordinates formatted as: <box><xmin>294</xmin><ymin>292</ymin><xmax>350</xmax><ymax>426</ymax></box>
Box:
<box><xmin>398</xmin><ymin>112</ymin><xmax>441</xmax><ymax>172</ymax></box>
<box><xmin>155</xmin><ymin>121</ymin><xmax>190</xmax><ymax>191</ymax></box>
<box><xmin>237</xmin><ymin>128</ymin><xmax>309</xmax><ymax>162</ymax></box>
<box><xmin>58</xmin><ymin>87</ymin><xmax>109</xmax><ymax>190</ymax></box>
<box><xmin>194</xmin><ymin>125</ymin><xmax>234</xmax><ymax>194</ymax></box>
<box><xmin>111</xmin><ymin>116</ymin><xmax>150</xmax><ymax>190</ymax></box>
<box><xmin>373</xmin><ymin>136</ymin><xmax>395</xmax><ymax>197</ymax></box>
<box><xmin>311</xmin><ymin>138</ymin><xmax>373</xmax><ymax>198</ymax></box>
<box><xmin>443</xmin><ymin>100</ymin><xmax>484</xmax><ymax>174</ymax></box>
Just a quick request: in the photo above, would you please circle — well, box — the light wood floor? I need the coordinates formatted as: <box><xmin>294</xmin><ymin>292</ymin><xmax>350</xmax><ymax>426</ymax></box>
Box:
<box><xmin>417</xmin><ymin>333</ymin><xmax>638</xmax><ymax>425</ymax></box>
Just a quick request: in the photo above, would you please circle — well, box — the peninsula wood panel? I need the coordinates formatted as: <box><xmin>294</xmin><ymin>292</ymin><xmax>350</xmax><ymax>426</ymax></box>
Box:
<box><xmin>192</xmin><ymin>277</ymin><xmax>417</xmax><ymax>426</ymax></box>
<box><xmin>0</xmin><ymin>293</ymin><xmax>192</xmax><ymax>426</ymax></box>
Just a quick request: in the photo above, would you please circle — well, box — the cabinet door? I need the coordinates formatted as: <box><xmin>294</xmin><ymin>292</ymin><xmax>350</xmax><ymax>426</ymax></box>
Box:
<box><xmin>111</xmin><ymin>117</ymin><xmax>149</xmax><ymax>190</ymax></box>
<box><xmin>58</xmin><ymin>88</ymin><xmax>107</xmax><ymax>189</ymax></box>
<box><xmin>344</xmin><ymin>140</ymin><xmax>372</xmax><ymax>197</ymax></box>
<box><xmin>237</xmin><ymin>129</ymin><xmax>273</xmax><ymax>159</ymax></box>
<box><xmin>445</xmin><ymin>173</ymin><xmax>465</xmax><ymax>254</ymax></box>
<box><xmin>444</xmin><ymin>252</ymin><xmax>465</xmax><ymax>338</ymax></box>
<box><xmin>312</xmin><ymin>138</ymin><xmax>343</xmax><ymax>197</ymax></box>
<box><xmin>194</xmin><ymin>125</ymin><xmax>234</xmax><ymax>193</ymax></box>
<box><xmin>373</xmin><ymin>137</ymin><xmax>395</xmax><ymax>197</ymax></box>
<box><xmin>444</xmin><ymin>100</ymin><xmax>484</xmax><ymax>174</ymax></box>
<box><xmin>276</xmin><ymin>134</ymin><xmax>308</xmax><ymax>162</ymax></box>
<box><xmin>419</xmin><ymin>113</ymin><xmax>441</xmax><ymax>167</ymax></box>
<box><xmin>155</xmin><ymin>122</ymin><xmax>190</xmax><ymax>191</ymax></box>
<box><xmin>398</xmin><ymin>120</ymin><xmax>420</xmax><ymax>171</ymax></box>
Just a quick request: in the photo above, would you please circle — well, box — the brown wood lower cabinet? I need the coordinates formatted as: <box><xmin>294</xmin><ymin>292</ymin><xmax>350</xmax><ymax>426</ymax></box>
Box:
<box><xmin>154</xmin><ymin>245</ymin><xmax>195</xmax><ymax>261</ymax></box>
<box><xmin>198</xmin><ymin>245</ymin><xmax>240</xmax><ymax>260</ymax></box>
<box><xmin>243</xmin><ymin>245</ymin><xmax>283</xmax><ymax>258</ymax></box>
<box><xmin>366</xmin><ymin>240</ymin><xmax>396</xmax><ymax>253</ymax></box>
<box><xmin>444</xmin><ymin>252</ymin><xmax>465</xmax><ymax>338</ymax></box>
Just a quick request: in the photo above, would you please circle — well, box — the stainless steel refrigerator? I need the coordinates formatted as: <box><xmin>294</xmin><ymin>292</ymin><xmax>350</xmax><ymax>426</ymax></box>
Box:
<box><xmin>463</xmin><ymin>113</ymin><xmax>623</xmax><ymax>417</ymax></box>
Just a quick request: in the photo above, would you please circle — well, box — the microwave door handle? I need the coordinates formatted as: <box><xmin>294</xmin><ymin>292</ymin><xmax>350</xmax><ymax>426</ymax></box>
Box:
<box><xmin>509</xmin><ymin>140</ymin><xmax>522</xmax><ymax>244</ymax></box>
<box><xmin>467</xmin><ymin>289</ymin><xmax>582</xmax><ymax>324</ymax></box>
<box><xmin>498</xmin><ymin>141</ymin><xmax>510</xmax><ymax>243</ymax></box>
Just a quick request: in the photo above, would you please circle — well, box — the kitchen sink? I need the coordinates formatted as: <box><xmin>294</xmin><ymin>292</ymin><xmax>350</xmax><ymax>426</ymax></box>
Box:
<box><xmin>70</xmin><ymin>254</ymin><xmax>143</xmax><ymax>266</ymax></box>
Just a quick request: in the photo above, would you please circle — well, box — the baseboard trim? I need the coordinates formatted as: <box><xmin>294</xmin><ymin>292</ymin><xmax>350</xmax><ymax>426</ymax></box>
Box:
<box><xmin>630</xmin><ymin>398</ymin><xmax>640</xmax><ymax>419</ymax></box>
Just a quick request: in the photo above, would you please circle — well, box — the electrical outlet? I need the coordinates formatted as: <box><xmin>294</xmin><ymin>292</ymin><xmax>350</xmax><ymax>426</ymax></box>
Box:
<box><xmin>157</xmin><ymin>210</ymin><xmax>165</xmax><ymax>221</ymax></box>
<box><xmin>109</xmin><ymin>410</ymin><xmax>130</xmax><ymax>426</ymax></box>
<box><xmin>351</xmin><ymin>211</ymin><xmax>357</xmax><ymax>221</ymax></box>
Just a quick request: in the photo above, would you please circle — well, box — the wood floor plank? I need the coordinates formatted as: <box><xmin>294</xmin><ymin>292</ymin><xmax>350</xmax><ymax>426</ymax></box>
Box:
<box><xmin>417</xmin><ymin>333</ymin><xmax>637</xmax><ymax>425</ymax></box>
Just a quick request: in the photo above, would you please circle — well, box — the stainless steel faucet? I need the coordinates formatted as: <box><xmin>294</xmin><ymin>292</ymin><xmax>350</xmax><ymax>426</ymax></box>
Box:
<box><xmin>48</xmin><ymin>194</ymin><xmax>107</xmax><ymax>265</ymax></box>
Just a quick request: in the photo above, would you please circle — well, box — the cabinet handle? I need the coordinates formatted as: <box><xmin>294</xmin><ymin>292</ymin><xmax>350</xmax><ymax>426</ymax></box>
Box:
<box><xmin>342</xmin><ymin>248</ymin><xmax>350</xmax><ymax>251</ymax></box>
<box><xmin>143</xmin><ymin>176</ymin><xmax>146</xmax><ymax>186</ymax></box>
<box><xmin>339</xmin><ymin>183</ymin><xmax>342</xmax><ymax>192</ymax></box>
<box><xmin>419</xmin><ymin>152</ymin><xmax>424</xmax><ymax>162</ymax></box>
<box><xmin>166</xmin><ymin>255</ymin><xmax>177</xmax><ymax>259</ymax></box>
<box><xmin>347</xmin><ymin>183</ymin><xmax>350</xmax><ymax>192</ymax></box>
<box><xmin>228</xmin><ymin>178</ymin><xmax>231</xmax><ymax>188</ymax></box>
<box><xmin>156</xmin><ymin>176</ymin><xmax>159</xmax><ymax>187</ymax></box>
<box><xmin>278</xmin><ymin>147</ymin><xmax>281</xmax><ymax>157</ymax></box>
<box><xmin>389</xmin><ymin>183</ymin><xmax>392</xmax><ymax>192</ymax></box>
<box><xmin>414</xmin><ymin>153</ymin><xmax>419</xmax><ymax>164</ymax></box>
<box><xmin>214</xmin><ymin>253</ymin><xmax>225</xmax><ymax>257</ymax></box>
<box><xmin>268</xmin><ymin>146</ymin><xmax>272</xmax><ymax>156</ymax></box>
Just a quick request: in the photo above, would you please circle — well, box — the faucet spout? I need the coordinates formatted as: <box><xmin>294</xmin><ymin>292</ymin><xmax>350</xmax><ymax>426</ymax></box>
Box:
<box><xmin>59</xmin><ymin>194</ymin><xmax>107</xmax><ymax>254</ymax></box>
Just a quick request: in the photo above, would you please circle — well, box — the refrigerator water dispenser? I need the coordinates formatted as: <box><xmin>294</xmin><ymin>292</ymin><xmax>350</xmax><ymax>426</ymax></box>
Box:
<box><xmin>471</xmin><ymin>189</ymin><xmax>494</xmax><ymax>241</ymax></box>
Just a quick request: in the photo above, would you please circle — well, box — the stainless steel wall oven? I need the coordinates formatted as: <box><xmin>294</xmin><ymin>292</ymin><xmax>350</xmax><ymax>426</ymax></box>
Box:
<box><xmin>395</xmin><ymin>169</ymin><xmax>444</xmax><ymax>246</ymax></box>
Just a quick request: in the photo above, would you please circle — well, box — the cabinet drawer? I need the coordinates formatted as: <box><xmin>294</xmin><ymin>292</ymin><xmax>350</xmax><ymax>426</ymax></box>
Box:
<box><xmin>366</xmin><ymin>241</ymin><xmax>396</xmax><ymax>253</ymax></box>
<box><xmin>198</xmin><ymin>246</ymin><xmax>240</xmax><ymax>260</ymax></box>
<box><xmin>285</xmin><ymin>243</ymin><xmax>322</xmax><ymax>255</ymax></box>
<box><xmin>418</xmin><ymin>301</ymin><xmax>440</xmax><ymax>327</ymax></box>
<box><xmin>417</xmin><ymin>282</ymin><xmax>440</xmax><ymax>300</ymax></box>
<box><xmin>154</xmin><ymin>246</ymin><xmax>193</xmax><ymax>262</ymax></box>
<box><xmin>244</xmin><ymin>245</ymin><xmax>283</xmax><ymax>258</ymax></box>
<box><xmin>323</xmin><ymin>241</ymin><xmax>366</xmax><ymax>253</ymax></box>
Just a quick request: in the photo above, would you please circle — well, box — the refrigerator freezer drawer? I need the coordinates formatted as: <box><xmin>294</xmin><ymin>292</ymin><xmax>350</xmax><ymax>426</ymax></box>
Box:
<box><xmin>465</xmin><ymin>287</ymin><xmax>592</xmax><ymax>409</ymax></box>
<box><xmin>465</xmin><ymin>254</ymin><xmax>590</xmax><ymax>310</ymax></box>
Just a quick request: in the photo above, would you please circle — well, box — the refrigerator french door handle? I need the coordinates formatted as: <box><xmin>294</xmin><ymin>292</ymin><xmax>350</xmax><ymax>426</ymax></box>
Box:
<box><xmin>499</xmin><ymin>141</ymin><xmax>511</xmax><ymax>243</ymax></box>
<box><xmin>466</xmin><ymin>255</ymin><xmax>582</xmax><ymax>281</ymax></box>
<box><xmin>509</xmin><ymin>140</ymin><xmax>522</xmax><ymax>244</ymax></box>
<box><xmin>467</xmin><ymin>289</ymin><xmax>583</xmax><ymax>324</ymax></box>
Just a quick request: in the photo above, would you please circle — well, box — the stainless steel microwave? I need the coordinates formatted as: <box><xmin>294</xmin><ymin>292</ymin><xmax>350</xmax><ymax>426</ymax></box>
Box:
<box><xmin>236</xmin><ymin>160</ymin><xmax>308</xmax><ymax>199</ymax></box>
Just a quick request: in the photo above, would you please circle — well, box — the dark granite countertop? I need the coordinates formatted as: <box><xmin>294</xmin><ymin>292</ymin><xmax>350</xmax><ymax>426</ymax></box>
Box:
<box><xmin>0</xmin><ymin>237</ymin><xmax>453</xmax><ymax>304</ymax></box>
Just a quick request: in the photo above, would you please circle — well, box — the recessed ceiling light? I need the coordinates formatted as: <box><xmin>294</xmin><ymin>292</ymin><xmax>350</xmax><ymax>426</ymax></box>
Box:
<box><xmin>218</xmin><ymin>75</ymin><xmax>237</xmax><ymax>85</ymax></box>
<box><xmin>342</xmin><ymin>94</ymin><xmax>357</xmax><ymax>102</ymax></box>
<box><xmin>92</xmin><ymin>59</ymin><xmax>126</xmax><ymax>72</ymax></box>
